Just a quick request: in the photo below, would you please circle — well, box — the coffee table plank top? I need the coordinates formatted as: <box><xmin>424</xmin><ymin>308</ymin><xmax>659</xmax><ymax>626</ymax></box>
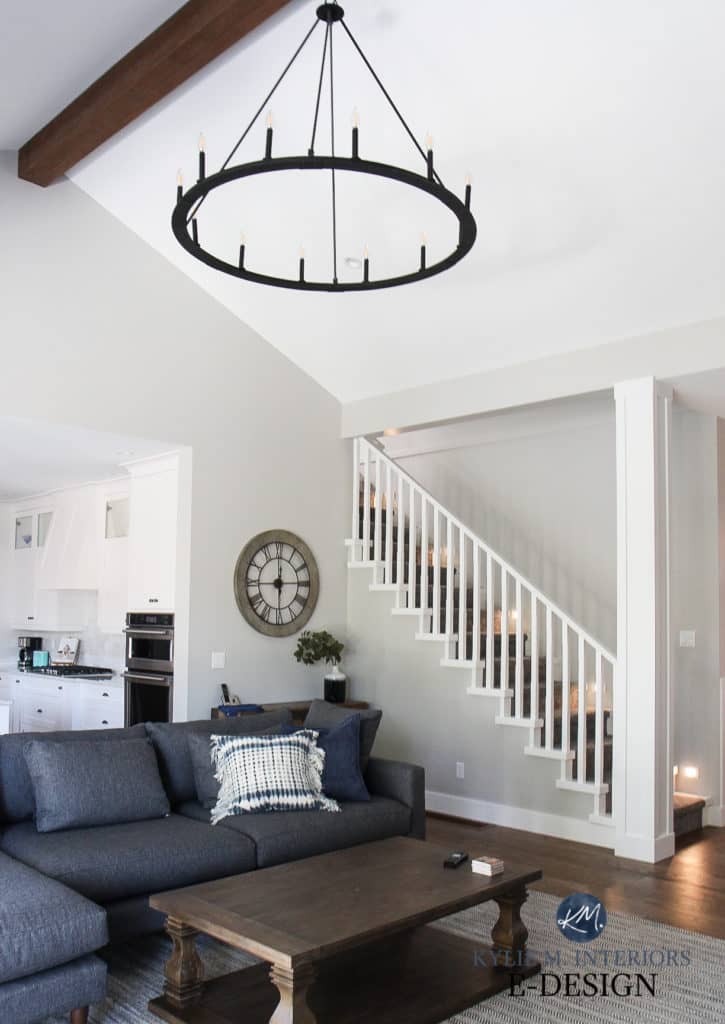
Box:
<box><xmin>151</xmin><ymin>836</ymin><xmax>541</xmax><ymax>969</ymax></box>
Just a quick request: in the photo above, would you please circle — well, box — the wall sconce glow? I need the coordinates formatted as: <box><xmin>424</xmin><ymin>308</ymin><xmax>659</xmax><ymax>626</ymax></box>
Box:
<box><xmin>682</xmin><ymin>765</ymin><xmax>699</xmax><ymax>780</ymax></box>
<box><xmin>383</xmin><ymin>428</ymin><xmax>400</xmax><ymax>437</ymax></box>
<box><xmin>673</xmin><ymin>764</ymin><xmax>679</xmax><ymax>778</ymax></box>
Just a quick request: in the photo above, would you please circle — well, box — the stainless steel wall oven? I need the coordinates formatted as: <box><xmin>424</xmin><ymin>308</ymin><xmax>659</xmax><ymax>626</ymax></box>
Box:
<box><xmin>124</xmin><ymin>613</ymin><xmax>174</xmax><ymax>725</ymax></box>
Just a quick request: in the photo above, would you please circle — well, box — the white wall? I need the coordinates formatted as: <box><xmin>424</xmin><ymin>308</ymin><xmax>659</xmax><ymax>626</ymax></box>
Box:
<box><xmin>719</xmin><ymin>419</ymin><xmax>725</xmax><ymax>680</ymax></box>
<box><xmin>670</xmin><ymin>408</ymin><xmax>721</xmax><ymax>808</ymax></box>
<box><xmin>0</xmin><ymin>152</ymin><xmax>348</xmax><ymax>719</ymax></box>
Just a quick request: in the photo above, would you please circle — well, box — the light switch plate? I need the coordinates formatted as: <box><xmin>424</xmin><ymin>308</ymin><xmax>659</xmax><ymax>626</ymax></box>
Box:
<box><xmin>679</xmin><ymin>630</ymin><xmax>696</xmax><ymax>649</ymax></box>
<box><xmin>211</xmin><ymin>651</ymin><xmax>226</xmax><ymax>670</ymax></box>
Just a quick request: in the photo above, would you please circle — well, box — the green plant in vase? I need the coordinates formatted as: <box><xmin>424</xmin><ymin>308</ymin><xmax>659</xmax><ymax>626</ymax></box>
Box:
<box><xmin>293</xmin><ymin>630</ymin><xmax>347</xmax><ymax>703</ymax></box>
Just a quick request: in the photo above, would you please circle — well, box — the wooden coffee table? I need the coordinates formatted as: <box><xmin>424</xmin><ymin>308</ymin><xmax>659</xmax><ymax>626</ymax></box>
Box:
<box><xmin>149</xmin><ymin>836</ymin><xmax>542</xmax><ymax>1024</ymax></box>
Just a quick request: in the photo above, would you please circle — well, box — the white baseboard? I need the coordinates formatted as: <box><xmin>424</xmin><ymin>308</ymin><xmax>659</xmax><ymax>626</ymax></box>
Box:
<box><xmin>704</xmin><ymin>805</ymin><xmax>725</xmax><ymax>827</ymax></box>
<box><xmin>425</xmin><ymin>789</ymin><xmax>615</xmax><ymax>849</ymax></box>
<box><xmin>614</xmin><ymin>831</ymin><xmax>675</xmax><ymax>863</ymax></box>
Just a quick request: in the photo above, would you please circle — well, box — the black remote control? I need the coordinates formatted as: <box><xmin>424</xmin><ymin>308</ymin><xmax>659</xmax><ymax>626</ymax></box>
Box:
<box><xmin>443</xmin><ymin>851</ymin><xmax>469</xmax><ymax>869</ymax></box>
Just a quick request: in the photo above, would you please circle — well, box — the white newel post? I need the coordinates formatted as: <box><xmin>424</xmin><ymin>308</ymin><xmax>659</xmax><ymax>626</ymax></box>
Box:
<box><xmin>614</xmin><ymin>378</ymin><xmax>674</xmax><ymax>862</ymax></box>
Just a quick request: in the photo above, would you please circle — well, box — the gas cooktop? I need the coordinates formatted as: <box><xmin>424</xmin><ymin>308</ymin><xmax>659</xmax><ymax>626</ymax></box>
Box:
<box><xmin>20</xmin><ymin>665</ymin><xmax>114</xmax><ymax>678</ymax></box>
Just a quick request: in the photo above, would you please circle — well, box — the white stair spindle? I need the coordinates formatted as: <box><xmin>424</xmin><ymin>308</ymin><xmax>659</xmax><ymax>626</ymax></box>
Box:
<box><xmin>396</xmin><ymin>473</ymin><xmax>404</xmax><ymax>594</ymax></box>
<box><xmin>362</xmin><ymin>443</ymin><xmax>371</xmax><ymax>562</ymax></box>
<box><xmin>351</xmin><ymin>437</ymin><xmax>360</xmax><ymax>551</ymax></box>
<box><xmin>445</xmin><ymin>518</ymin><xmax>453</xmax><ymax>636</ymax></box>
<box><xmin>471</xmin><ymin>543</ymin><xmax>481</xmax><ymax>674</ymax></box>
<box><xmin>577</xmin><ymin>635</ymin><xmax>586</xmax><ymax>783</ymax></box>
<box><xmin>408</xmin><ymin>485</ymin><xmax>416</xmax><ymax>608</ymax></box>
<box><xmin>420</xmin><ymin>499</ymin><xmax>428</xmax><ymax>617</ymax></box>
<box><xmin>384</xmin><ymin>462</ymin><xmax>393</xmax><ymax>584</ymax></box>
<box><xmin>561</xmin><ymin>622</ymin><xmax>570</xmax><ymax>757</ymax></box>
<box><xmin>514</xmin><ymin>579</ymin><xmax>523</xmax><ymax>717</ymax></box>
<box><xmin>458</xmin><ymin>528</ymin><xmax>467</xmax><ymax>661</ymax></box>
<box><xmin>432</xmin><ymin>508</ymin><xmax>441</xmax><ymax>635</ymax></box>
<box><xmin>594</xmin><ymin>651</ymin><xmax>604</xmax><ymax>788</ymax></box>
<box><xmin>373</xmin><ymin>454</ymin><xmax>382</xmax><ymax>566</ymax></box>
<box><xmin>545</xmin><ymin>607</ymin><xmax>553</xmax><ymax>749</ymax></box>
<box><xmin>500</xmin><ymin>569</ymin><xmax>508</xmax><ymax>692</ymax></box>
<box><xmin>485</xmin><ymin>553</ymin><xmax>494</xmax><ymax>689</ymax></box>
<box><xmin>530</xmin><ymin>596</ymin><xmax>539</xmax><ymax>724</ymax></box>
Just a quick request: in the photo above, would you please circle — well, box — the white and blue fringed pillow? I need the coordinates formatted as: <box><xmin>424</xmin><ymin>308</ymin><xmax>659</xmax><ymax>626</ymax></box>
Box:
<box><xmin>209</xmin><ymin>730</ymin><xmax>339</xmax><ymax>824</ymax></box>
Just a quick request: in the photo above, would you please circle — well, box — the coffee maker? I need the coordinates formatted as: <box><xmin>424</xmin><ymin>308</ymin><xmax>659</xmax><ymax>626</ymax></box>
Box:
<box><xmin>18</xmin><ymin>636</ymin><xmax>42</xmax><ymax>669</ymax></box>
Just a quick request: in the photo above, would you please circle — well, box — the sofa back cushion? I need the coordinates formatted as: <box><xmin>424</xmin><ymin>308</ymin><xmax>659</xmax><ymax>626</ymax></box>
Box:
<box><xmin>304</xmin><ymin>701</ymin><xmax>382</xmax><ymax>772</ymax></box>
<box><xmin>0</xmin><ymin>725</ymin><xmax>148</xmax><ymax>824</ymax></box>
<box><xmin>146</xmin><ymin>711</ymin><xmax>294</xmax><ymax>806</ymax></box>
<box><xmin>24</xmin><ymin>737</ymin><xmax>170</xmax><ymax>833</ymax></box>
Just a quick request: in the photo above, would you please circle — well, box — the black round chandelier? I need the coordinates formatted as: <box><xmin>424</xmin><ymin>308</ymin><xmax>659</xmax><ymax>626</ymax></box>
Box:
<box><xmin>172</xmin><ymin>1</ymin><xmax>477</xmax><ymax>292</ymax></box>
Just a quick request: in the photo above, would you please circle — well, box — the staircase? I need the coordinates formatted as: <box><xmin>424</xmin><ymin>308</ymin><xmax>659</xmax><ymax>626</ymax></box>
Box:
<box><xmin>346</xmin><ymin>437</ymin><xmax>616</xmax><ymax>821</ymax></box>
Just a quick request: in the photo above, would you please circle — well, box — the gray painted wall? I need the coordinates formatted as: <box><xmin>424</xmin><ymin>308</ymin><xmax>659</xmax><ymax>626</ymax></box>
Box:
<box><xmin>0</xmin><ymin>152</ymin><xmax>348</xmax><ymax>719</ymax></box>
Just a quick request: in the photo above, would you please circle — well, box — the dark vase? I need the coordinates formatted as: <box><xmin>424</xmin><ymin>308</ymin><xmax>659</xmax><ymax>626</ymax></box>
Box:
<box><xmin>324</xmin><ymin>666</ymin><xmax>347</xmax><ymax>703</ymax></box>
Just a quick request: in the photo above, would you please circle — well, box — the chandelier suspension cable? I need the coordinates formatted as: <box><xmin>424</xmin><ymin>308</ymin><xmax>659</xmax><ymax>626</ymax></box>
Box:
<box><xmin>328</xmin><ymin>15</ymin><xmax>339</xmax><ymax>284</ymax></box>
<box><xmin>338</xmin><ymin>19</ymin><xmax>444</xmax><ymax>188</ymax></box>
<box><xmin>186</xmin><ymin>17</ymin><xmax>321</xmax><ymax>225</ymax></box>
<box><xmin>309</xmin><ymin>21</ymin><xmax>330</xmax><ymax>155</ymax></box>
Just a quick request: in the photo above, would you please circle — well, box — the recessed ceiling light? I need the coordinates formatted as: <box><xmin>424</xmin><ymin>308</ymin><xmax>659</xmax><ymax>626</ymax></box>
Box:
<box><xmin>345</xmin><ymin>256</ymin><xmax>362</xmax><ymax>269</ymax></box>
<box><xmin>115</xmin><ymin>449</ymin><xmax>135</xmax><ymax>458</ymax></box>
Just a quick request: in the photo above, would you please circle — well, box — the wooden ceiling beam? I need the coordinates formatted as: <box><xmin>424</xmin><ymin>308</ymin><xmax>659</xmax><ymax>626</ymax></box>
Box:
<box><xmin>18</xmin><ymin>0</ymin><xmax>292</xmax><ymax>187</ymax></box>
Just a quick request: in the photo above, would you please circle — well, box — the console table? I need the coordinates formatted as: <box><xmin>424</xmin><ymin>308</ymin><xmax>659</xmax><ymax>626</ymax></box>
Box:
<box><xmin>211</xmin><ymin>699</ymin><xmax>370</xmax><ymax>726</ymax></box>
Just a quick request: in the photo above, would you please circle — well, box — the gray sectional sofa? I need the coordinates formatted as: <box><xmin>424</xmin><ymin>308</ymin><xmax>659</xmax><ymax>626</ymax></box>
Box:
<box><xmin>0</xmin><ymin>707</ymin><xmax>425</xmax><ymax>1024</ymax></box>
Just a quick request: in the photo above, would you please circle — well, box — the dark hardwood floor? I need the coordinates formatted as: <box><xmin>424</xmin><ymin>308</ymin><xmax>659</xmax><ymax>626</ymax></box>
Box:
<box><xmin>426</xmin><ymin>815</ymin><xmax>725</xmax><ymax>939</ymax></box>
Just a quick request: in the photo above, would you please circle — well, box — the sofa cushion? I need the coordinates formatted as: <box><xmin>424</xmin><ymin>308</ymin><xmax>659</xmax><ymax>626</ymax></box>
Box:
<box><xmin>0</xmin><ymin>813</ymin><xmax>255</xmax><ymax>904</ymax></box>
<box><xmin>0</xmin><ymin>954</ymin><xmax>107</xmax><ymax>1024</ymax></box>
<box><xmin>146</xmin><ymin>711</ymin><xmax>294</xmax><ymax>805</ymax></box>
<box><xmin>281</xmin><ymin>717</ymin><xmax>370</xmax><ymax>802</ymax></box>
<box><xmin>0</xmin><ymin>725</ymin><xmax>147</xmax><ymax>825</ymax></box>
<box><xmin>24</xmin><ymin>737</ymin><xmax>170</xmax><ymax>833</ymax></box>
<box><xmin>304</xmin><ymin>701</ymin><xmax>382</xmax><ymax>771</ymax></box>
<box><xmin>188</xmin><ymin>724</ymin><xmax>284</xmax><ymax>809</ymax></box>
<box><xmin>178</xmin><ymin>795</ymin><xmax>411</xmax><ymax>868</ymax></box>
<box><xmin>0</xmin><ymin>850</ymin><xmax>108</xmax><ymax>984</ymax></box>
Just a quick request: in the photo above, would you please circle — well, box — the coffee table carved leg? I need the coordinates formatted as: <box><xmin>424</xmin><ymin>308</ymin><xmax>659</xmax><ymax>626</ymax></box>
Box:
<box><xmin>163</xmin><ymin>916</ymin><xmax>205</xmax><ymax>1010</ymax></box>
<box><xmin>491</xmin><ymin>886</ymin><xmax>529</xmax><ymax>969</ymax></box>
<box><xmin>269</xmin><ymin>963</ymin><xmax>318</xmax><ymax>1024</ymax></box>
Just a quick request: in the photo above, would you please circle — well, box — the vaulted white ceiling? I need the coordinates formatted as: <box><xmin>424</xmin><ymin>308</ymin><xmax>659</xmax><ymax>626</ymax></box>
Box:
<box><xmin>12</xmin><ymin>1</ymin><xmax>725</xmax><ymax>403</ymax></box>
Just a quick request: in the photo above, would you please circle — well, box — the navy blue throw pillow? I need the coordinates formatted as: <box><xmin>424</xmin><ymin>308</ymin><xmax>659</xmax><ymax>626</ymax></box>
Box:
<box><xmin>291</xmin><ymin>715</ymin><xmax>370</xmax><ymax>803</ymax></box>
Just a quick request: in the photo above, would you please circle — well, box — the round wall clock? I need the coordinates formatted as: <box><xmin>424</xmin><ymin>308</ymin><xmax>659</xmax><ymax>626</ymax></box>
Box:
<box><xmin>234</xmin><ymin>529</ymin><xmax>319</xmax><ymax>637</ymax></box>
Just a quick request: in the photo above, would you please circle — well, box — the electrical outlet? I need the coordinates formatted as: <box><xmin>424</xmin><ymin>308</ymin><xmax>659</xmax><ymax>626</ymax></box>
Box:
<box><xmin>211</xmin><ymin>651</ymin><xmax>226</xmax><ymax>669</ymax></box>
<box><xmin>679</xmin><ymin>630</ymin><xmax>696</xmax><ymax>649</ymax></box>
<box><xmin>456</xmin><ymin>762</ymin><xmax>465</xmax><ymax>780</ymax></box>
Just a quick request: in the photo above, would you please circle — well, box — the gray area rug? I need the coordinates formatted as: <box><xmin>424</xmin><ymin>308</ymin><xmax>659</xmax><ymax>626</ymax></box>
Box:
<box><xmin>45</xmin><ymin>890</ymin><xmax>725</xmax><ymax>1023</ymax></box>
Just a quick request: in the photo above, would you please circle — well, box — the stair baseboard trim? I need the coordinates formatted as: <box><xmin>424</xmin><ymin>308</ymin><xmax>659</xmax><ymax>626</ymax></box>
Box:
<box><xmin>369</xmin><ymin>583</ymin><xmax>403</xmax><ymax>592</ymax></box>
<box><xmin>496</xmin><ymin>716</ymin><xmax>544</xmax><ymax>729</ymax></box>
<box><xmin>588</xmin><ymin>812</ymin><xmax>615</xmax><ymax>828</ymax></box>
<box><xmin>425</xmin><ymin>790</ymin><xmax>615</xmax><ymax>849</ymax></box>
<box><xmin>391</xmin><ymin>608</ymin><xmax>431</xmax><ymax>618</ymax></box>
<box><xmin>415</xmin><ymin>633</ymin><xmax>455</xmax><ymax>642</ymax></box>
<box><xmin>556</xmin><ymin>779</ymin><xmax>609</xmax><ymax>796</ymax></box>
<box><xmin>441</xmin><ymin>659</ymin><xmax>485</xmax><ymax>670</ymax></box>
<box><xmin>347</xmin><ymin>560</ymin><xmax>385</xmax><ymax>570</ymax></box>
<box><xmin>524</xmin><ymin>746</ymin><xmax>575</xmax><ymax>761</ymax></box>
<box><xmin>467</xmin><ymin>686</ymin><xmax>514</xmax><ymax>698</ymax></box>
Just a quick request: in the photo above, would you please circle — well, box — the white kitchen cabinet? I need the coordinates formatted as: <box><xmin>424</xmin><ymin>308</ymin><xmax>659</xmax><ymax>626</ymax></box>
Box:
<box><xmin>0</xmin><ymin>673</ymin><xmax>20</xmax><ymax>733</ymax></box>
<box><xmin>11</xmin><ymin>544</ymin><xmax>37</xmax><ymax>628</ymax></box>
<box><xmin>0</xmin><ymin>702</ymin><xmax>10</xmax><ymax>736</ymax></box>
<box><xmin>20</xmin><ymin>679</ymin><xmax>73</xmax><ymax>733</ymax></box>
<box><xmin>97</xmin><ymin>489</ymin><xmax>130</xmax><ymax>634</ymax></box>
<box><xmin>127</xmin><ymin>457</ymin><xmax>178</xmax><ymax>613</ymax></box>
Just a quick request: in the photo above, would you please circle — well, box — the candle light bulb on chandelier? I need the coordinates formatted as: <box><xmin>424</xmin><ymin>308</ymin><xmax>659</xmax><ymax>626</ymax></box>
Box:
<box><xmin>176</xmin><ymin>169</ymin><xmax>183</xmax><ymax>202</ymax></box>
<box><xmin>198</xmin><ymin>133</ymin><xmax>206</xmax><ymax>152</ymax></box>
<box><xmin>352</xmin><ymin>108</ymin><xmax>360</xmax><ymax>128</ymax></box>
<box><xmin>266</xmin><ymin>111</ymin><xmax>274</xmax><ymax>129</ymax></box>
